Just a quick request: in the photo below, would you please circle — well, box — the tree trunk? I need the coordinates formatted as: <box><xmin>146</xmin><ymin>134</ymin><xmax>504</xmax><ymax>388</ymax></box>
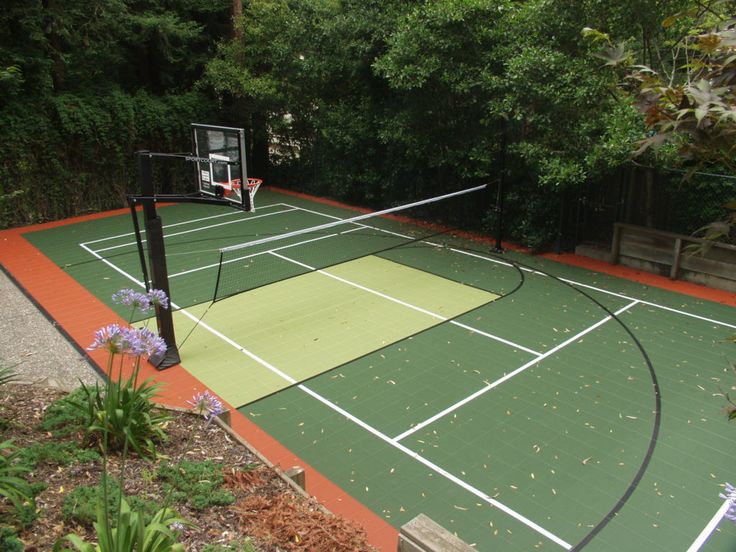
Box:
<box><xmin>42</xmin><ymin>0</ymin><xmax>65</xmax><ymax>92</ymax></box>
<box><xmin>232</xmin><ymin>0</ymin><xmax>243</xmax><ymax>40</ymax></box>
<box><xmin>250</xmin><ymin>112</ymin><xmax>270</xmax><ymax>183</ymax></box>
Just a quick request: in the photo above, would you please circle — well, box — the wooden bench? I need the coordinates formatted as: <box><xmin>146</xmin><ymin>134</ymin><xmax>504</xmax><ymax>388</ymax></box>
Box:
<box><xmin>610</xmin><ymin>222</ymin><xmax>736</xmax><ymax>292</ymax></box>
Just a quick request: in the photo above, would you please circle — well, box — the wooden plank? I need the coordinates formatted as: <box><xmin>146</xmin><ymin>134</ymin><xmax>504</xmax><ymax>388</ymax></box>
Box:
<box><xmin>680</xmin><ymin>253</ymin><xmax>736</xmax><ymax>281</ymax></box>
<box><xmin>620</xmin><ymin>242</ymin><xmax>676</xmax><ymax>266</ymax></box>
<box><xmin>398</xmin><ymin>514</ymin><xmax>475</xmax><ymax>552</ymax></box>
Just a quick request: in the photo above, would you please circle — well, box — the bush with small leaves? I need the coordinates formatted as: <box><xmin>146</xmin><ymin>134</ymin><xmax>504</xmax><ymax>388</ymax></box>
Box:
<box><xmin>201</xmin><ymin>541</ymin><xmax>258</xmax><ymax>552</ymax></box>
<box><xmin>62</xmin><ymin>481</ymin><xmax>159</xmax><ymax>527</ymax></box>
<box><xmin>38</xmin><ymin>388</ymin><xmax>89</xmax><ymax>438</ymax></box>
<box><xmin>19</xmin><ymin>441</ymin><xmax>99</xmax><ymax>469</ymax></box>
<box><xmin>0</xmin><ymin>526</ymin><xmax>24</xmax><ymax>552</ymax></box>
<box><xmin>157</xmin><ymin>460</ymin><xmax>235</xmax><ymax>511</ymax></box>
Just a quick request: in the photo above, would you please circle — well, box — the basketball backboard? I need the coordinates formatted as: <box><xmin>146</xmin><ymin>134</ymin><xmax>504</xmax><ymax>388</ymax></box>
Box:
<box><xmin>191</xmin><ymin>123</ymin><xmax>253</xmax><ymax>211</ymax></box>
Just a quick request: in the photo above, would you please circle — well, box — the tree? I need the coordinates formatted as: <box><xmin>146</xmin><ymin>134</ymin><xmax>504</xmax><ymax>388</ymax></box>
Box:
<box><xmin>0</xmin><ymin>0</ymin><xmax>231</xmax><ymax>226</ymax></box>
<box><xmin>586</xmin><ymin>1</ymin><xmax>736</xmax><ymax>244</ymax></box>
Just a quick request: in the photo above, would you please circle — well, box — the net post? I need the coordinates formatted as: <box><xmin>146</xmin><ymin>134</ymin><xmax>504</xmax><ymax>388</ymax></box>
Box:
<box><xmin>212</xmin><ymin>250</ymin><xmax>225</xmax><ymax>303</ymax></box>
<box><xmin>492</xmin><ymin>122</ymin><xmax>508</xmax><ymax>254</ymax></box>
<box><xmin>135</xmin><ymin>151</ymin><xmax>181</xmax><ymax>369</ymax></box>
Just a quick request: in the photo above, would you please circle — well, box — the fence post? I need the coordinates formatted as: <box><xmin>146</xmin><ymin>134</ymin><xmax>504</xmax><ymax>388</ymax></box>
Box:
<box><xmin>670</xmin><ymin>237</ymin><xmax>683</xmax><ymax>280</ymax></box>
<box><xmin>611</xmin><ymin>223</ymin><xmax>623</xmax><ymax>264</ymax></box>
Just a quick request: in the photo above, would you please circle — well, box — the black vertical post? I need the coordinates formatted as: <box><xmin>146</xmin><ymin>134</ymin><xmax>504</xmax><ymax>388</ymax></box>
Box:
<box><xmin>555</xmin><ymin>189</ymin><xmax>566</xmax><ymax>254</ymax></box>
<box><xmin>492</xmin><ymin>120</ymin><xmax>508</xmax><ymax>253</ymax></box>
<box><xmin>136</xmin><ymin>151</ymin><xmax>181</xmax><ymax>369</ymax></box>
<box><xmin>127</xmin><ymin>196</ymin><xmax>151</xmax><ymax>292</ymax></box>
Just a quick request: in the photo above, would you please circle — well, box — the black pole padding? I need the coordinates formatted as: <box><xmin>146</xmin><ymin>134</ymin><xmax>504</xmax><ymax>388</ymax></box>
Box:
<box><xmin>136</xmin><ymin>151</ymin><xmax>180</xmax><ymax>370</ymax></box>
<box><xmin>127</xmin><ymin>195</ymin><xmax>151</xmax><ymax>292</ymax></box>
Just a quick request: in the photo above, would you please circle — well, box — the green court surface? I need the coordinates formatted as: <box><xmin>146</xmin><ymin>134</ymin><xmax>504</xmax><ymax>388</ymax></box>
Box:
<box><xmin>21</xmin><ymin>187</ymin><xmax>736</xmax><ymax>551</ymax></box>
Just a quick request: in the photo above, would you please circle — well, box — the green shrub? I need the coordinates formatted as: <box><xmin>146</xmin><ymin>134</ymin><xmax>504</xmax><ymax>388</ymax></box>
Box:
<box><xmin>77</xmin><ymin>377</ymin><xmax>172</xmax><ymax>458</ymax></box>
<box><xmin>19</xmin><ymin>441</ymin><xmax>99</xmax><ymax>469</ymax></box>
<box><xmin>0</xmin><ymin>366</ymin><xmax>17</xmax><ymax>387</ymax></box>
<box><xmin>62</xmin><ymin>481</ymin><xmax>159</xmax><ymax>527</ymax></box>
<box><xmin>12</xmin><ymin>500</ymin><xmax>38</xmax><ymax>529</ymax></box>
<box><xmin>56</xmin><ymin>497</ymin><xmax>187</xmax><ymax>552</ymax></box>
<box><xmin>38</xmin><ymin>388</ymin><xmax>89</xmax><ymax>438</ymax></box>
<box><xmin>0</xmin><ymin>526</ymin><xmax>24</xmax><ymax>552</ymax></box>
<box><xmin>201</xmin><ymin>541</ymin><xmax>258</xmax><ymax>552</ymax></box>
<box><xmin>0</xmin><ymin>440</ymin><xmax>34</xmax><ymax>510</ymax></box>
<box><xmin>157</xmin><ymin>460</ymin><xmax>234</xmax><ymax>511</ymax></box>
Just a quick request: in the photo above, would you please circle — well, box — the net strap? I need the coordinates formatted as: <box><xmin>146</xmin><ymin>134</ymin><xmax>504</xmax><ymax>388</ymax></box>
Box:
<box><xmin>220</xmin><ymin>183</ymin><xmax>487</xmax><ymax>253</ymax></box>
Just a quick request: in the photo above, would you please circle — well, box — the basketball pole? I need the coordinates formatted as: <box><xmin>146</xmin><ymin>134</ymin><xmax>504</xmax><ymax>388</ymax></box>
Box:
<box><xmin>135</xmin><ymin>150</ymin><xmax>181</xmax><ymax>369</ymax></box>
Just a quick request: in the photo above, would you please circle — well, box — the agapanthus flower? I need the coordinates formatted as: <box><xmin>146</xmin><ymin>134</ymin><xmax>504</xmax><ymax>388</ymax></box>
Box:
<box><xmin>147</xmin><ymin>289</ymin><xmax>169</xmax><ymax>310</ymax></box>
<box><xmin>138</xmin><ymin>327</ymin><xmax>167</xmax><ymax>358</ymax></box>
<box><xmin>720</xmin><ymin>483</ymin><xmax>736</xmax><ymax>522</ymax></box>
<box><xmin>88</xmin><ymin>324</ymin><xmax>126</xmax><ymax>354</ymax></box>
<box><xmin>187</xmin><ymin>390</ymin><xmax>224</xmax><ymax>422</ymax></box>
<box><xmin>112</xmin><ymin>289</ymin><xmax>151</xmax><ymax>312</ymax></box>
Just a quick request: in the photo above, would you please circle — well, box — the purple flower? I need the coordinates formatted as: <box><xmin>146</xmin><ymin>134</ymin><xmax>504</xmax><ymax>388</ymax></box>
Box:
<box><xmin>88</xmin><ymin>324</ymin><xmax>126</xmax><ymax>354</ymax></box>
<box><xmin>720</xmin><ymin>483</ymin><xmax>736</xmax><ymax>523</ymax></box>
<box><xmin>187</xmin><ymin>390</ymin><xmax>224</xmax><ymax>422</ymax></box>
<box><xmin>147</xmin><ymin>289</ymin><xmax>169</xmax><ymax>310</ymax></box>
<box><xmin>112</xmin><ymin>289</ymin><xmax>152</xmax><ymax>312</ymax></box>
<box><xmin>112</xmin><ymin>327</ymin><xmax>164</xmax><ymax>358</ymax></box>
<box><xmin>139</xmin><ymin>328</ymin><xmax>167</xmax><ymax>358</ymax></box>
<box><xmin>169</xmin><ymin>521</ymin><xmax>185</xmax><ymax>532</ymax></box>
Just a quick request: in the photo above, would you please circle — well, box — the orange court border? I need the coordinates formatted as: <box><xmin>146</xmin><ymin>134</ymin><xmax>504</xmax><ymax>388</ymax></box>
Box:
<box><xmin>1</xmin><ymin>188</ymin><xmax>733</xmax><ymax>552</ymax></box>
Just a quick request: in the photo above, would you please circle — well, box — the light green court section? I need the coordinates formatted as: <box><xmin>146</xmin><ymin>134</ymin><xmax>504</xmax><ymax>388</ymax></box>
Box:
<box><xmin>173</xmin><ymin>255</ymin><xmax>498</xmax><ymax>408</ymax></box>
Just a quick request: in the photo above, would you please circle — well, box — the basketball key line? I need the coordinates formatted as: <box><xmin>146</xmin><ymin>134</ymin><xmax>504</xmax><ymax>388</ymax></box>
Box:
<box><xmin>86</xmin><ymin>207</ymin><xmax>298</xmax><ymax>254</ymax></box>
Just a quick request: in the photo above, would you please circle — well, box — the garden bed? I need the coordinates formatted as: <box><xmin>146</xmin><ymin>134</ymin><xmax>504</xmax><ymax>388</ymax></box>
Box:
<box><xmin>0</xmin><ymin>383</ymin><xmax>373</xmax><ymax>551</ymax></box>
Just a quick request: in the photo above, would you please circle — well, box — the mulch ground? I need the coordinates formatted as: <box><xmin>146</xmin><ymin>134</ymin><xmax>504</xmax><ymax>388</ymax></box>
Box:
<box><xmin>0</xmin><ymin>383</ymin><xmax>375</xmax><ymax>551</ymax></box>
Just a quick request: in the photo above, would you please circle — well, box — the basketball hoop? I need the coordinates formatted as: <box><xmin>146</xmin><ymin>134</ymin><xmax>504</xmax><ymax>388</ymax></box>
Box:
<box><xmin>230</xmin><ymin>177</ymin><xmax>262</xmax><ymax>196</ymax></box>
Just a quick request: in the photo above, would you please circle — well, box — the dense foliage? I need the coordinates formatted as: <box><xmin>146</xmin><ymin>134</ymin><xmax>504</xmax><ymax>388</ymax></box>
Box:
<box><xmin>2</xmin><ymin>0</ymin><xmax>733</xmax><ymax>249</ymax></box>
<box><xmin>586</xmin><ymin>1</ymin><xmax>736</xmax><ymax>245</ymax></box>
<box><xmin>0</xmin><ymin>0</ymin><xmax>230</xmax><ymax>227</ymax></box>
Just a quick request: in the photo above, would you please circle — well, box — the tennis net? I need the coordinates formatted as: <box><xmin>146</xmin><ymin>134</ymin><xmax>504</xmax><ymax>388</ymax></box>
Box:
<box><xmin>213</xmin><ymin>184</ymin><xmax>487</xmax><ymax>302</ymax></box>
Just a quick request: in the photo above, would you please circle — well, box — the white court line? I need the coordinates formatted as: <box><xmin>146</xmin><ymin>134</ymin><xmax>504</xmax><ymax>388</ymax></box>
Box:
<box><xmin>77</xmin><ymin>244</ymin><xmax>571</xmax><ymax>550</ymax></box>
<box><xmin>448</xmin><ymin>321</ymin><xmax>542</xmax><ymax>356</ymax></box>
<box><xmin>268</xmin><ymin>251</ymin><xmax>540</xmax><ymax>355</ymax></box>
<box><xmin>270</xmin><ymin>251</ymin><xmax>447</xmax><ymax>320</ymax></box>
<box><xmin>286</xmin><ymin>202</ymin><xmax>736</xmax><ymax>331</ymax></box>
<box><xmin>298</xmin><ymin>385</ymin><xmax>572</xmax><ymax>550</ymax></box>
<box><xmin>82</xmin><ymin>202</ymin><xmax>288</xmax><ymax>246</ymax></box>
<box><xmin>444</xmin><ymin>247</ymin><xmax>736</xmax><ymax>331</ymax></box>
<box><xmin>281</xmin><ymin>203</ymin><xmax>414</xmax><ymax>240</ymax></box>
<box><xmin>88</xmin><ymin>207</ymin><xmax>298</xmax><ymax>254</ymax></box>
<box><xmin>168</xmin><ymin>225</ymin><xmax>367</xmax><ymax>279</ymax></box>
<box><xmin>393</xmin><ymin>300</ymin><xmax>640</xmax><ymax>442</ymax></box>
<box><xmin>169</xmin><ymin>233</ymin><xmax>339</xmax><ymax>278</ymax></box>
<box><xmin>686</xmin><ymin>498</ymin><xmax>733</xmax><ymax>552</ymax></box>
